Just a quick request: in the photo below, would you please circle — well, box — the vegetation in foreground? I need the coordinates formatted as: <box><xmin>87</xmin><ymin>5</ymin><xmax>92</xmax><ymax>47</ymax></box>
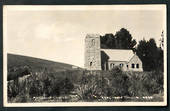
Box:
<box><xmin>8</xmin><ymin>66</ymin><xmax>163</xmax><ymax>103</ymax></box>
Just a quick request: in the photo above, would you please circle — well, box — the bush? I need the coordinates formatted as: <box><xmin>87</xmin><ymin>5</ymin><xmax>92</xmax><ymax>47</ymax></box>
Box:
<box><xmin>128</xmin><ymin>73</ymin><xmax>149</xmax><ymax>96</ymax></box>
<box><xmin>8</xmin><ymin>66</ymin><xmax>31</xmax><ymax>81</ymax></box>
<box><xmin>109</xmin><ymin>67</ymin><xmax>130</xmax><ymax>97</ymax></box>
<box><xmin>58</xmin><ymin>77</ymin><xmax>74</xmax><ymax>95</ymax></box>
<box><xmin>127</xmin><ymin>71</ymin><xmax>163</xmax><ymax>96</ymax></box>
<box><xmin>143</xmin><ymin>71</ymin><xmax>163</xmax><ymax>94</ymax></box>
<box><xmin>8</xmin><ymin>69</ymin><xmax>75</xmax><ymax>102</ymax></box>
<box><xmin>76</xmin><ymin>69</ymin><xmax>130</xmax><ymax>101</ymax></box>
<box><xmin>8</xmin><ymin>67</ymin><xmax>164</xmax><ymax>102</ymax></box>
<box><xmin>76</xmin><ymin>74</ymin><xmax>101</xmax><ymax>101</ymax></box>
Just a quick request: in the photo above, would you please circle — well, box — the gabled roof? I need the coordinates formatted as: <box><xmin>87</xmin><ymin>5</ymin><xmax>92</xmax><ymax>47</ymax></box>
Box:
<box><xmin>101</xmin><ymin>49</ymin><xmax>135</xmax><ymax>62</ymax></box>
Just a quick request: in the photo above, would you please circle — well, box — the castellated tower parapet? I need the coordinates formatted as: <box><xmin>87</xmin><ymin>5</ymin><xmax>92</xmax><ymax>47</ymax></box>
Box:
<box><xmin>84</xmin><ymin>34</ymin><xmax>101</xmax><ymax>70</ymax></box>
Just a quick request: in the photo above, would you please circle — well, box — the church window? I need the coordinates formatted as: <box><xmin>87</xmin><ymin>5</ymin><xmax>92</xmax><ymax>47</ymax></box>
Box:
<box><xmin>112</xmin><ymin>63</ymin><xmax>115</xmax><ymax>67</ymax></box>
<box><xmin>90</xmin><ymin>62</ymin><xmax>93</xmax><ymax>66</ymax></box>
<box><xmin>136</xmin><ymin>64</ymin><xmax>139</xmax><ymax>68</ymax></box>
<box><xmin>110</xmin><ymin>63</ymin><xmax>114</xmax><ymax>69</ymax></box>
<box><xmin>120</xmin><ymin>63</ymin><xmax>123</xmax><ymax>67</ymax></box>
<box><xmin>132</xmin><ymin>64</ymin><xmax>135</xmax><ymax>68</ymax></box>
<box><xmin>92</xmin><ymin>39</ymin><xmax>95</xmax><ymax>46</ymax></box>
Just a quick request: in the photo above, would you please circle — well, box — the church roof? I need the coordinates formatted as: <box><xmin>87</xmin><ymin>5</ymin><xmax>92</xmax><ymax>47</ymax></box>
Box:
<box><xmin>101</xmin><ymin>49</ymin><xmax>135</xmax><ymax>62</ymax></box>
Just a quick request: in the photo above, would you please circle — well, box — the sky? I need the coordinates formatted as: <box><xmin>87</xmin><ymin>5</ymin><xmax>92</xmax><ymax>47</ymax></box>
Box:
<box><xmin>4</xmin><ymin>5</ymin><xmax>166</xmax><ymax>67</ymax></box>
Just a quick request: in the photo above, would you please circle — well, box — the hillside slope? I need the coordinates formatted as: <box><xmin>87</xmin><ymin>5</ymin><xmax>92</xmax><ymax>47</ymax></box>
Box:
<box><xmin>7</xmin><ymin>53</ymin><xmax>81</xmax><ymax>80</ymax></box>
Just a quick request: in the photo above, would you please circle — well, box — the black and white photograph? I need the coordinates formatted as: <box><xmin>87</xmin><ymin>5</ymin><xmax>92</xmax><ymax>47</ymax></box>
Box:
<box><xmin>3</xmin><ymin>5</ymin><xmax>167</xmax><ymax>106</ymax></box>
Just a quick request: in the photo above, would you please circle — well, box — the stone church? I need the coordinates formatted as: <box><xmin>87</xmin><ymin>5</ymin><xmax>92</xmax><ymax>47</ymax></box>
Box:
<box><xmin>84</xmin><ymin>34</ymin><xmax>143</xmax><ymax>72</ymax></box>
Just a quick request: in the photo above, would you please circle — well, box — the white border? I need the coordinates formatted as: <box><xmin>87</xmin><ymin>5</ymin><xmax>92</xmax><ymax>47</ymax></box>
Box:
<box><xmin>3</xmin><ymin>5</ymin><xmax>167</xmax><ymax>107</ymax></box>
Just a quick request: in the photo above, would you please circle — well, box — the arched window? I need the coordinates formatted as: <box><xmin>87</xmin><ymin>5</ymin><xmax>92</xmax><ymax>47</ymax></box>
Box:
<box><xmin>110</xmin><ymin>63</ymin><xmax>114</xmax><ymax>69</ymax></box>
<box><xmin>91</xmin><ymin>39</ymin><xmax>95</xmax><ymax>46</ymax></box>
<box><xmin>112</xmin><ymin>63</ymin><xmax>115</xmax><ymax>67</ymax></box>
<box><xmin>120</xmin><ymin>63</ymin><xmax>123</xmax><ymax>67</ymax></box>
<box><xmin>90</xmin><ymin>62</ymin><xmax>93</xmax><ymax>66</ymax></box>
<box><xmin>127</xmin><ymin>65</ymin><xmax>128</xmax><ymax>68</ymax></box>
<box><xmin>136</xmin><ymin>64</ymin><xmax>139</xmax><ymax>68</ymax></box>
<box><xmin>110</xmin><ymin>63</ymin><xmax>112</xmax><ymax>69</ymax></box>
<box><xmin>132</xmin><ymin>64</ymin><xmax>135</xmax><ymax>68</ymax></box>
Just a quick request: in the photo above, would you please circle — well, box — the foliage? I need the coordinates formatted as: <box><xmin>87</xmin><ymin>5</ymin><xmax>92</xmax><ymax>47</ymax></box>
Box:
<box><xmin>75</xmin><ymin>68</ymin><xmax>163</xmax><ymax>102</ymax></box>
<box><xmin>100</xmin><ymin>28</ymin><xmax>163</xmax><ymax>72</ymax></box>
<box><xmin>127</xmin><ymin>71</ymin><xmax>163</xmax><ymax>97</ymax></box>
<box><xmin>8</xmin><ymin>67</ymin><xmax>163</xmax><ymax>102</ymax></box>
<box><xmin>8</xmin><ymin>66</ymin><xmax>31</xmax><ymax>81</ymax></box>
<box><xmin>76</xmin><ymin>71</ymin><xmax>112</xmax><ymax>101</ymax></box>
<box><xmin>8</xmin><ymin>70</ymin><xmax>76</xmax><ymax>102</ymax></box>
<box><xmin>109</xmin><ymin>67</ymin><xmax>130</xmax><ymax>97</ymax></box>
<box><xmin>136</xmin><ymin>38</ymin><xmax>163</xmax><ymax>71</ymax></box>
<box><xmin>58</xmin><ymin>77</ymin><xmax>74</xmax><ymax>95</ymax></box>
<box><xmin>115</xmin><ymin>28</ymin><xmax>137</xmax><ymax>49</ymax></box>
<box><xmin>127</xmin><ymin>72</ymin><xmax>149</xmax><ymax>96</ymax></box>
<box><xmin>101</xmin><ymin>33</ymin><xmax>116</xmax><ymax>49</ymax></box>
<box><xmin>101</xmin><ymin>28</ymin><xmax>137</xmax><ymax>50</ymax></box>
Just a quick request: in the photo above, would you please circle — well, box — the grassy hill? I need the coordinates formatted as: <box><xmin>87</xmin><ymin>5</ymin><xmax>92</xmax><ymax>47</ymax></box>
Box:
<box><xmin>7</xmin><ymin>53</ymin><xmax>82</xmax><ymax>80</ymax></box>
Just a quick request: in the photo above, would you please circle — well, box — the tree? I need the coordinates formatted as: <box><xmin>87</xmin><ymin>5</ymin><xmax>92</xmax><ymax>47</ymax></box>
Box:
<box><xmin>115</xmin><ymin>28</ymin><xmax>137</xmax><ymax>49</ymax></box>
<box><xmin>100</xmin><ymin>28</ymin><xmax>136</xmax><ymax>49</ymax></box>
<box><xmin>59</xmin><ymin>77</ymin><xmax>74</xmax><ymax>95</ymax></box>
<box><xmin>109</xmin><ymin>67</ymin><xmax>130</xmax><ymax>97</ymax></box>
<box><xmin>136</xmin><ymin>39</ymin><xmax>148</xmax><ymax>71</ymax></box>
<box><xmin>157</xmin><ymin>48</ymin><xmax>163</xmax><ymax>71</ymax></box>
<box><xmin>101</xmin><ymin>33</ymin><xmax>116</xmax><ymax>49</ymax></box>
<box><xmin>136</xmin><ymin>38</ymin><xmax>162</xmax><ymax>71</ymax></box>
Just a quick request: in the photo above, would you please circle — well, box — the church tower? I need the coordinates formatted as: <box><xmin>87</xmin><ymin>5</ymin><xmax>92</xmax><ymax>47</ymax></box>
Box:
<box><xmin>84</xmin><ymin>34</ymin><xmax>101</xmax><ymax>70</ymax></box>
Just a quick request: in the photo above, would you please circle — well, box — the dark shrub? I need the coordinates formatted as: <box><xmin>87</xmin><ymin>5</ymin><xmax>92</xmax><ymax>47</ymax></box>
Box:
<box><xmin>109</xmin><ymin>67</ymin><xmax>130</xmax><ymax>97</ymax></box>
<box><xmin>58</xmin><ymin>77</ymin><xmax>74</xmax><ymax>95</ymax></box>
<box><xmin>128</xmin><ymin>72</ymin><xmax>149</xmax><ymax>96</ymax></box>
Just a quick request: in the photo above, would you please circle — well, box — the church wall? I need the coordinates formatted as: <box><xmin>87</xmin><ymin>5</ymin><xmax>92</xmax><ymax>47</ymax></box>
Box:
<box><xmin>127</xmin><ymin>55</ymin><xmax>143</xmax><ymax>72</ymax></box>
<box><xmin>108</xmin><ymin>61</ymin><xmax>127</xmax><ymax>71</ymax></box>
<box><xmin>84</xmin><ymin>34</ymin><xmax>101</xmax><ymax>70</ymax></box>
<box><xmin>107</xmin><ymin>55</ymin><xmax>143</xmax><ymax>72</ymax></box>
